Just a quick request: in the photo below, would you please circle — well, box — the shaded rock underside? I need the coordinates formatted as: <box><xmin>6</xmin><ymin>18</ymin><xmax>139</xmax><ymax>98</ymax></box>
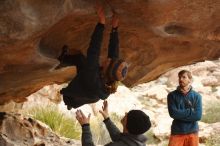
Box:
<box><xmin>0</xmin><ymin>0</ymin><xmax>220</xmax><ymax>104</ymax></box>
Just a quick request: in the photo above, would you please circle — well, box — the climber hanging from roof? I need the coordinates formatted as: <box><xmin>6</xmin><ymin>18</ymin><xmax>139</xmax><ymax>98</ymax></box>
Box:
<box><xmin>56</xmin><ymin>0</ymin><xmax>128</xmax><ymax>110</ymax></box>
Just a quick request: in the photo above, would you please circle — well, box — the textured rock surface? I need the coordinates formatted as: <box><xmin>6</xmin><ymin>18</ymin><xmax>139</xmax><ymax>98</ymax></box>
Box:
<box><xmin>0</xmin><ymin>59</ymin><xmax>220</xmax><ymax>145</ymax></box>
<box><xmin>0</xmin><ymin>0</ymin><xmax>220</xmax><ymax>104</ymax></box>
<box><xmin>0</xmin><ymin>112</ymin><xmax>80</xmax><ymax>146</ymax></box>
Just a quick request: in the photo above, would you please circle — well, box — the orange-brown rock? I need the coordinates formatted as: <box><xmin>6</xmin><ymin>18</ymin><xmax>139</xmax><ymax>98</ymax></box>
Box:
<box><xmin>0</xmin><ymin>0</ymin><xmax>220</xmax><ymax>104</ymax></box>
<box><xmin>0</xmin><ymin>112</ymin><xmax>81</xmax><ymax>145</ymax></box>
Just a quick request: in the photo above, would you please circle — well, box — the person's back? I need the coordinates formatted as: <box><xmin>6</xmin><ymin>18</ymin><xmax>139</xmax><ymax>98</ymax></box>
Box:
<box><xmin>60</xmin><ymin>64</ymin><xmax>109</xmax><ymax>108</ymax></box>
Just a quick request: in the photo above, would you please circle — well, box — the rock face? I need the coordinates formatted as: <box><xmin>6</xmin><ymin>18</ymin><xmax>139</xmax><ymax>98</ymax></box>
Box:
<box><xmin>1</xmin><ymin>59</ymin><xmax>220</xmax><ymax>145</ymax></box>
<box><xmin>0</xmin><ymin>112</ymin><xmax>80</xmax><ymax>146</ymax></box>
<box><xmin>0</xmin><ymin>0</ymin><xmax>220</xmax><ymax>104</ymax></box>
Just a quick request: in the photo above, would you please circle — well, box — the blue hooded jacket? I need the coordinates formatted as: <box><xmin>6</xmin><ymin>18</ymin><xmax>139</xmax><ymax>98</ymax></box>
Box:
<box><xmin>167</xmin><ymin>87</ymin><xmax>202</xmax><ymax>135</ymax></box>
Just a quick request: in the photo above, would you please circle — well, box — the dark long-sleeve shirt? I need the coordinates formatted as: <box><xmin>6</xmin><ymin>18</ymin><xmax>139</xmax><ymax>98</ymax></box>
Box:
<box><xmin>81</xmin><ymin>118</ymin><xmax>147</xmax><ymax>146</ymax></box>
<box><xmin>167</xmin><ymin>87</ymin><xmax>202</xmax><ymax>135</ymax></box>
<box><xmin>61</xmin><ymin>23</ymin><xmax>120</xmax><ymax>108</ymax></box>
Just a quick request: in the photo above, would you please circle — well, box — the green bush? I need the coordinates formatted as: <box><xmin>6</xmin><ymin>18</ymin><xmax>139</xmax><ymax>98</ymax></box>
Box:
<box><xmin>90</xmin><ymin>116</ymin><xmax>110</xmax><ymax>144</ymax></box>
<box><xmin>205</xmin><ymin>134</ymin><xmax>220</xmax><ymax>146</ymax></box>
<box><xmin>90</xmin><ymin>112</ymin><xmax>123</xmax><ymax>145</ymax></box>
<box><xmin>201</xmin><ymin>101</ymin><xmax>220</xmax><ymax>123</ymax></box>
<box><xmin>145</xmin><ymin>129</ymin><xmax>160</xmax><ymax>144</ymax></box>
<box><xmin>27</xmin><ymin>106</ymin><xmax>81</xmax><ymax>139</ymax></box>
<box><xmin>202</xmin><ymin>100</ymin><xmax>220</xmax><ymax>145</ymax></box>
<box><xmin>161</xmin><ymin>140</ymin><xmax>169</xmax><ymax>146</ymax></box>
<box><xmin>211</xmin><ymin>86</ymin><xmax>218</xmax><ymax>92</ymax></box>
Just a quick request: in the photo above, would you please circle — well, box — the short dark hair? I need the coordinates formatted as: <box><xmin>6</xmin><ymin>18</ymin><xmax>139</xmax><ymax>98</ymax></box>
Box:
<box><xmin>126</xmin><ymin>110</ymin><xmax>151</xmax><ymax>135</ymax></box>
<box><xmin>178</xmin><ymin>70</ymin><xmax>192</xmax><ymax>79</ymax></box>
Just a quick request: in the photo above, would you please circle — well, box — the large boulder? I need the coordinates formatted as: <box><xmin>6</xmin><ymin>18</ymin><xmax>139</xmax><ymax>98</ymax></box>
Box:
<box><xmin>0</xmin><ymin>112</ymin><xmax>80</xmax><ymax>146</ymax></box>
<box><xmin>0</xmin><ymin>0</ymin><xmax>220</xmax><ymax>104</ymax></box>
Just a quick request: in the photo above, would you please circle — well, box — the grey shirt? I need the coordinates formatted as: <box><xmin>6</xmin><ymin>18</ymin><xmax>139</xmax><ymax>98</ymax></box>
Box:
<box><xmin>81</xmin><ymin>118</ymin><xmax>147</xmax><ymax>146</ymax></box>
